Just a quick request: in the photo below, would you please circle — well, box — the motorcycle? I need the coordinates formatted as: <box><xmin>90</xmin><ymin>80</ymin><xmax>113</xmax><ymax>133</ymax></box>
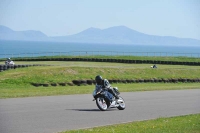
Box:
<box><xmin>92</xmin><ymin>86</ymin><xmax>126</xmax><ymax>111</ymax></box>
<box><xmin>5</xmin><ymin>60</ymin><xmax>15</xmax><ymax>65</ymax></box>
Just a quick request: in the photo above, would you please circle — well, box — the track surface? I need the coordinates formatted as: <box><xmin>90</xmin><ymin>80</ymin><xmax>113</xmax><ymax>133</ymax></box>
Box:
<box><xmin>0</xmin><ymin>89</ymin><xmax>200</xmax><ymax>133</ymax></box>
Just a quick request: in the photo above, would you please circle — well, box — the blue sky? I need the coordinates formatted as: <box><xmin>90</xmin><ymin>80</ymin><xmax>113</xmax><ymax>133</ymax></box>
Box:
<box><xmin>0</xmin><ymin>0</ymin><xmax>200</xmax><ymax>40</ymax></box>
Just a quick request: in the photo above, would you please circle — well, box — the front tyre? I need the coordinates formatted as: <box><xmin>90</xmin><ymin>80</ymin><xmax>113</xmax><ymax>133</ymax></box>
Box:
<box><xmin>96</xmin><ymin>97</ymin><xmax>108</xmax><ymax>111</ymax></box>
<box><xmin>117</xmin><ymin>96</ymin><xmax>126</xmax><ymax>110</ymax></box>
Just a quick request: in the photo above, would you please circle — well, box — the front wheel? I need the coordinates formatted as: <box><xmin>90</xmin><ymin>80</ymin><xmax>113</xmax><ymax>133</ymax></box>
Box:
<box><xmin>117</xmin><ymin>96</ymin><xmax>126</xmax><ymax>110</ymax></box>
<box><xmin>96</xmin><ymin>97</ymin><xmax>108</xmax><ymax>111</ymax></box>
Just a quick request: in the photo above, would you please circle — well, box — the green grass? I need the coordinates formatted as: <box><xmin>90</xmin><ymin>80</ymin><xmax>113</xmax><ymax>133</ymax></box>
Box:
<box><xmin>0</xmin><ymin>61</ymin><xmax>199</xmax><ymax>98</ymax></box>
<box><xmin>61</xmin><ymin>114</ymin><xmax>200</xmax><ymax>133</ymax></box>
<box><xmin>0</xmin><ymin>62</ymin><xmax>200</xmax><ymax>84</ymax></box>
<box><xmin>0</xmin><ymin>83</ymin><xmax>200</xmax><ymax>99</ymax></box>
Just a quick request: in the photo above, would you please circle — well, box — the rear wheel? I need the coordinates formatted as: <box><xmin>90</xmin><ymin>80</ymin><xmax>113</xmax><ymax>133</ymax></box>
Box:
<box><xmin>96</xmin><ymin>97</ymin><xmax>108</xmax><ymax>111</ymax></box>
<box><xmin>117</xmin><ymin>96</ymin><xmax>126</xmax><ymax>110</ymax></box>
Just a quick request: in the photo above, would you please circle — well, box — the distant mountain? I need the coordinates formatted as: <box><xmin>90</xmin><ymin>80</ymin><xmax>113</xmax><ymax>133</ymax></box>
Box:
<box><xmin>0</xmin><ymin>25</ymin><xmax>200</xmax><ymax>46</ymax></box>
<box><xmin>52</xmin><ymin>26</ymin><xmax>200</xmax><ymax>46</ymax></box>
<box><xmin>0</xmin><ymin>25</ymin><xmax>48</xmax><ymax>41</ymax></box>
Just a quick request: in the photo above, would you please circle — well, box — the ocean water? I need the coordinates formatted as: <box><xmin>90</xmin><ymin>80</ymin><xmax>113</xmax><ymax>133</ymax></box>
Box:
<box><xmin>0</xmin><ymin>40</ymin><xmax>200</xmax><ymax>58</ymax></box>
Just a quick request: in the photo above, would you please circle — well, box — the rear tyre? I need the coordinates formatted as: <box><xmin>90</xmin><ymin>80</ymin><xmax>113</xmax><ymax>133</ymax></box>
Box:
<box><xmin>96</xmin><ymin>97</ymin><xmax>108</xmax><ymax>111</ymax></box>
<box><xmin>117</xmin><ymin>96</ymin><xmax>126</xmax><ymax>110</ymax></box>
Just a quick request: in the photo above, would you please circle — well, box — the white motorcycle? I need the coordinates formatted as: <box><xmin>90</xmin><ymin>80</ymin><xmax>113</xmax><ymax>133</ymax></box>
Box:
<box><xmin>93</xmin><ymin>86</ymin><xmax>126</xmax><ymax>111</ymax></box>
<box><xmin>5</xmin><ymin>60</ymin><xmax>15</xmax><ymax>65</ymax></box>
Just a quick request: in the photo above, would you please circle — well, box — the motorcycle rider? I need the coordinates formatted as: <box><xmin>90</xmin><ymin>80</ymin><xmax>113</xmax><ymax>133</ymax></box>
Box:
<box><xmin>7</xmin><ymin>58</ymin><xmax>11</xmax><ymax>62</ymax></box>
<box><xmin>95</xmin><ymin>75</ymin><xmax>119</xmax><ymax>100</ymax></box>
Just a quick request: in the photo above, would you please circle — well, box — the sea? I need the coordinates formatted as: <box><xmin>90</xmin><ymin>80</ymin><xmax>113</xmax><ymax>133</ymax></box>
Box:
<box><xmin>0</xmin><ymin>40</ymin><xmax>200</xmax><ymax>59</ymax></box>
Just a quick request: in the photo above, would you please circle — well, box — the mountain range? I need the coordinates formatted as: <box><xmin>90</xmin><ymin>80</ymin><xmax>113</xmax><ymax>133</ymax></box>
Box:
<box><xmin>0</xmin><ymin>25</ymin><xmax>200</xmax><ymax>46</ymax></box>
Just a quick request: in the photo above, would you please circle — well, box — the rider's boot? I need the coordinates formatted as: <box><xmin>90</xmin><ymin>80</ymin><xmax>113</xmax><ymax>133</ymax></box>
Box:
<box><xmin>113</xmin><ymin>93</ymin><xmax>119</xmax><ymax>102</ymax></box>
<box><xmin>115</xmin><ymin>94</ymin><xmax>119</xmax><ymax>99</ymax></box>
<box><xmin>109</xmin><ymin>88</ymin><xmax>119</xmax><ymax>101</ymax></box>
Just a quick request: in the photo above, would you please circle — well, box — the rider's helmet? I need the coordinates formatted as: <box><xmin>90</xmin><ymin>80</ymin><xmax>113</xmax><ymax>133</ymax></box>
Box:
<box><xmin>7</xmin><ymin>58</ymin><xmax>11</xmax><ymax>62</ymax></box>
<box><xmin>95</xmin><ymin>75</ymin><xmax>103</xmax><ymax>85</ymax></box>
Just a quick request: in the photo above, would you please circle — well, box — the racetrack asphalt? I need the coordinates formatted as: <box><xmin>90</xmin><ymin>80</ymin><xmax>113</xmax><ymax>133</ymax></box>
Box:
<box><xmin>0</xmin><ymin>89</ymin><xmax>200</xmax><ymax>133</ymax></box>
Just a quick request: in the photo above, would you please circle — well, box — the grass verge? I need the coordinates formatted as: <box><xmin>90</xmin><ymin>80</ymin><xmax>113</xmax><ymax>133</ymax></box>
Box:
<box><xmin>60</xmin><ymin>114</ymin><xmax>200</xmax><ymax>133</ymax></box>
<box><xmin>0</xmin><ymin>83</ymin><xmax>199</xmax><ymax>99</ymax></box>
